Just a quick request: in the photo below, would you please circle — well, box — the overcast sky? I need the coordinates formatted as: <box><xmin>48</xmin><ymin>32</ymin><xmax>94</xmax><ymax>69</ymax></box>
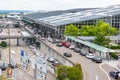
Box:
<box><xmin>0</xmin><ymin>0</ymin><xmax>120</xmax><ymax>10</ymax></box>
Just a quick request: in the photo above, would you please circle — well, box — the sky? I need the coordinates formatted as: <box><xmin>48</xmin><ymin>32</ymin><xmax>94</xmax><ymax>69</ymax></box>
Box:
<box><xmin>0</xmin><ymin>0</ymin><xmax>120</xmax><ymax>10</ymax></box>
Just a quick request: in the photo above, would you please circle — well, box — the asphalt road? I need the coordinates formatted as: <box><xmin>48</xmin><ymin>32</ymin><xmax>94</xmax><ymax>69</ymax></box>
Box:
<box><xmin>102</xmin><ymin>64</ymin><xmax>117</xmax><ymax>80</ymax></box>
<box><xmin>44</xmin><ymin>40</ymin><xmax>108</xmax><ymax>80</ymax></box>
<box><xmin>24</xmin><ymin>26</ymin><xmax>114</xmax><ymax>80</ymax></box>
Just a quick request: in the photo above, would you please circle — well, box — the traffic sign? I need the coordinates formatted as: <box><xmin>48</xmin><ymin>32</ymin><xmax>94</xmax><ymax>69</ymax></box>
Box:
<box><xmin>20</xmin><ymin>50</ymin><xmax>24</xmax><ymax>57</ymax></box>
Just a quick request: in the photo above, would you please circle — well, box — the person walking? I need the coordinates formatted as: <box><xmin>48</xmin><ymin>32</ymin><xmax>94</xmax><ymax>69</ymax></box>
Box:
<box><xmin>0</xmin><ymin>52</ymin><xmax>1</xmax><ymax>60</ymax></box>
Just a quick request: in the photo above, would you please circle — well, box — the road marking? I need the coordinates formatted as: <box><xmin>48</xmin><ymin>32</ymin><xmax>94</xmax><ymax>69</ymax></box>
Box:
<box><xmin>83</xmin><ymin>70</ymin><xmax>86</xmax><ymax>80</ymax></box>
<box><xmin>25</xmin><ymin>77</ymin><xmax>28</xmax><ymax>80</ymax></box>
<box><xmin>96</xmin><ymin>75</ymin><xmax>98</xmax><ymax>80</ymax></box>
<box><xmin>99</xmin><ymin>63</ymin><xmax>110</xmax><ymax>80</ymax></box>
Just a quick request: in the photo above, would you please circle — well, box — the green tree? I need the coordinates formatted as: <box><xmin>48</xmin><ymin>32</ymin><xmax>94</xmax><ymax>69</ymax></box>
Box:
<box><xmin>1</xmin><ymin>41</ymin><xmax>7</xmax><ymax>48</ymax></box>
<box><xmin>57</xmin><ymin>64</ymin><xmax>83</xmax><ymax>80</ymax></box>
<box><xmin>64</xmin><ymin>24</ymin><xmax>79</xmax><ymax>36</ymax></box>
<box><xmin>80</xmin><ymin>25</ymin><xmax>97</xmax><ymax>36</ymax></box>
<box><xmin>94</xmin><ymin>33</ymin><xmax>109</xmax><ymax>46</ymax></box>
<box><xmin>96</xmin><ymin>20</ymin><xmax>117</xmax><ymax>36</ymax></box>
<box><xmin>79</xmin><ymin>20</ymin><xmax>117</xmax><ymax>36</ymax></box>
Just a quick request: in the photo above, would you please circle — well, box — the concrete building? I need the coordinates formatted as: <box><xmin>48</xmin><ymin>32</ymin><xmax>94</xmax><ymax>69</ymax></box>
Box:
<box><xmin>22</xmin><ymin>5</ymin><xmax>120</xmax><ymax>39</ymax></box>
<box><xmin>7</xmin><ymin>12</ymin><xmax>21</xmax><ymax>20</ymax></box>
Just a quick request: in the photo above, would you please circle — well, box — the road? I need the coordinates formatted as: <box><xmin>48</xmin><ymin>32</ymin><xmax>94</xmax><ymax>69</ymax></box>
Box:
<box><xmin>101</xmin><ymin>63</ymin><xmax>117</xmax><ymax>80</ymax></box>
<box><xmin>23</xmin><ymin>25</ymin><xmax>116</xmax><ymax>80</ymax></box>
<box><xmin>1</xmin><ymin>39</ymin><xmax>56</xmax><ymax>80</ymax></box>
<box><xmin>43</xmin><ymin>40</ymin><xmax>108</xmax><ymax>80</ymax></box>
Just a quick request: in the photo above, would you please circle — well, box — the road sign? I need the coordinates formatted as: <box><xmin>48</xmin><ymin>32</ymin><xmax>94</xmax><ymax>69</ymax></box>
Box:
<box><xmin>20</xmin><ymin>50</ymin><xmax>24</xmax><ymax>57</ymax></box>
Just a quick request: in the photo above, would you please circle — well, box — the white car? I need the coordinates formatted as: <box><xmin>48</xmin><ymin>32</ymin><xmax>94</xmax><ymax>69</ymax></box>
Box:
<box><xmin>47</xmin><ymin>56</ymin><xmax>55</xmax><ymax>62</ymax></box>
<box><xmin>48</xmin><ymin>37</ymin><xmax>53</xmax><ymax>42</ymax></box>
<box><xmin>69</xmin><ymin>45</ymin><xmax>75</xmax><ymax>50</ymax></box>
<box><xmin>86</xmin><ymin>53</ymin><xmax>95</xmax><ymax>59</ymax></box>
<box><xmin>42</xmin><ymin>37</ymin><xmax>45</xmax><ymax>40</ymax></box>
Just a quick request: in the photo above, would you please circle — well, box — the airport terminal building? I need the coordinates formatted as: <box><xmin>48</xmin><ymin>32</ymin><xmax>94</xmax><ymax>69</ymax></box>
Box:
<box><xmin>22</xmin><ymin>5</ymin><xmax>120</xmax><ymax>38</ymax></box>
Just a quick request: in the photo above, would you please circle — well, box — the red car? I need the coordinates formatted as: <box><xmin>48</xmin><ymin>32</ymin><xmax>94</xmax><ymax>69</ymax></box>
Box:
<box><xmin>61</xmin><ymin>40</ymin><xmax>70</xmax><ymax>48</ymax></box>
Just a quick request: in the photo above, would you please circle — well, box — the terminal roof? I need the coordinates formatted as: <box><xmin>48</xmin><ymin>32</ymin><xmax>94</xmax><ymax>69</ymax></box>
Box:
<box><xmin>66</xmin><ymin>36</ymin><xmax>115</xmax><ymax>53</ymax></box>
<box><xmin>37</xmin><ymin>5</ymin><xmax>120</xmax><ymax>26</ymax></box>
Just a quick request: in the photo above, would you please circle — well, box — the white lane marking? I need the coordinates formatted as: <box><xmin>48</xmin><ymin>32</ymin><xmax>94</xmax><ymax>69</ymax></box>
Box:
<box><xmin>83</xmin><ymin>70</ymin><xmax>86</xmax><ymax>80</ymax></box>
<box><xmin>96</xmin><ymin>76</ymin><xmax>98</xmax><ymax>80</ymax></box>
<box><xmin>99</xmin><ymin>63</ymin><xmax>110</xmax><ymax>80</ymax></box>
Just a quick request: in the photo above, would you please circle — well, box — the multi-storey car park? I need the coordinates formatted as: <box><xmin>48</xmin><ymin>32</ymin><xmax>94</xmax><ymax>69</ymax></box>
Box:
<box><xmin>22</xmin><ymin>4</ymin><xmax>120</xmax><ymax>39</ymax></box>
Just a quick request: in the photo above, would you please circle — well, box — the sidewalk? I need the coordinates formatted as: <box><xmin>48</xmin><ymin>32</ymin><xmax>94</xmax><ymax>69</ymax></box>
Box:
<box><xmin>103</xmin><ymin>60</ymin><xmax>120</xmax><ymax>70</ymax></box>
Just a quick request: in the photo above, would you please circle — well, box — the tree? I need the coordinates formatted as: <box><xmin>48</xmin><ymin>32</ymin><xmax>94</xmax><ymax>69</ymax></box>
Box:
<box><xmin>79</xmin><ymin>20</ymin><xmax>117</xmax><ymax>36</ymax></box>
<box><xmin>64</xmin><ymin>24</ymin><xmax>79</xmax><ymax>36</ymax></box>
<box><xmin>94</xmin><ymin>33</ymin><xmax>109</xmax><ymax>46</ymax></box>
<box><xmin>80</xmin><ymin>25</ymin><xmax>97</xmax><ymax>36</ymax></box>
<box><xmin>56</xmin><ymin>64</ymin><xmax>83</xmax><ymax>80</ymax></box>
<box><xmin>1</xmin><ymin>41</ymin><xmax>7</xmax><ymax>48</ymax></box>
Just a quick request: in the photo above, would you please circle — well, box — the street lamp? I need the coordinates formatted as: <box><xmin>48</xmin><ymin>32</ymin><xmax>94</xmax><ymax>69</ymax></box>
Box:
<box><xmin>8</xmin><ymin>24</ymin><xmax>11</xmax><ymax>65</ymax></box>
<box><xmin>107</xmin><ymin>14</ymin><xmax>112</xmax><ymax>61</ymax></box>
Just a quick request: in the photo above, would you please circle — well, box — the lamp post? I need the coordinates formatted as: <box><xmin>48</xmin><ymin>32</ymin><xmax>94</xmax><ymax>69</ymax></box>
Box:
<box><xmin>8</xmin><ymin>24</ymin><xmax>11</xmax><ymax>65</ymax></box>
<box><xmin>107</xmin><ymin>15</ymin><xmax>112</xmax><ymax>61</ymax></box>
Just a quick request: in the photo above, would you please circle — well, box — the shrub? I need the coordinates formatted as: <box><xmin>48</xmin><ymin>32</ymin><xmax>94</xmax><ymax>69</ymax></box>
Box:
<box><xmin>110</xmin><ymin>45</ymin><xmax>120</xmax><ymax>49</ymax></box>
<box><xmin>1</xmin><ymin>41</ymin><xmax>7</xmax><ymax>48</ymax></box>
<box><xmin>56</xmin><ymin>64</ymin><xmax>83</xmax><ymax>80</ymax></box>
<box><xmin>110</xmin><ymin>52</ymin><xmax>118</xmax><ymax>59</ymax></box>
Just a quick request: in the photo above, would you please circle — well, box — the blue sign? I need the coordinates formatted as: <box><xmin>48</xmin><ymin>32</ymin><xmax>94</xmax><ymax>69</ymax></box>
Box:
<box><xmin>20</xmin><ymin>50</ymin><xmax>24</xmax><ymax>57</ymax></box>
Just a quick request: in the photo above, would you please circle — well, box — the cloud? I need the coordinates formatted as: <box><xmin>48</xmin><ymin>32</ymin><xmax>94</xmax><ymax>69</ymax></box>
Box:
<box><xmin>0</xmin><ymin>0</ymin><xmax>119</xmax><ymax>10</ymax></box>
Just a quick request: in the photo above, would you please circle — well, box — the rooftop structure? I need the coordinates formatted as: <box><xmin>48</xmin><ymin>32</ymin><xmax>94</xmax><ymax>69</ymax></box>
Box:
<box><xmin>37</xmin><ymin>5</ymin><xmax>120</xmax><ymax>26</ymax></box>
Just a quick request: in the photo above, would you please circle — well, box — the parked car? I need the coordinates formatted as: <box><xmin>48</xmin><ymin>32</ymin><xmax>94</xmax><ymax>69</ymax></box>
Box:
<box><xmin>109</xmin><ymin>71</ymin><xmax>120</xmax><ymax>79</ymax></box>
<box><xmin>8</xmin><ymin>63</ymin><xmax>17</xmax><ymax>69</ymax></box>
<box><xmin>55</xmin><ymin>39</ymin><xmax>61</xmax><ymax>43</ymax></box>
<box><xmin>92</xmin><ymin>56</ymin><xmax>102</xmax><ymax>63</ymax></box>
<box><xmin>69</xmin><ymin>45</ymin><xmax>75</xmax><ymax>50</ymax></box>
<box><xmin>80</xmin><ymin>50</ymin><xmax>87</xmax><ymax>56</ymax></box>
<box><xmin>64</xmin><ymin>43</ymin><xmax>70</xmax><ymax>48</ymax></box>
<box><xmin>0</xmin><ymin>62</ymin><xmax>6</xmax><ymax>71</ymax></box>
<box><xmin>86</xmin><ymin>53</ymin><xmax>95</xmax><ymax>59</ymax></box>
<box><xmin>61</xmin><ymin>40</ymin><xmax>70</xmax><ymax>48</ymax></box>
<box><xmin>42</xmin><ymin>37</ymin><xmax>45</xmax><ymax>40</ymax></box>
<box><xmin>47</xmin><ymin>56</ymin><xmax>55</xmax><ymax>62</ymax></box>
<box><xmin>63</xmin><ymin>52</ymin><xmax>72</xmax><ymax>57</ymax></box>
<box><xmin>48</xmin><ymin>37</ymin><xmax>56</xmax><ymax>44</ymax></box>
<box><xmin>61</xmin><ymin>40</ymin><xmax>66</xmax><ymax>45</ymax></box>
<box><xmin>56</xmin><ymin>43</ymin><xmax>63</xmax><ymax>47</ymax></box>
<box><xmin>48</xmin><ymin>37</ymin><xmax>53</xmax><ymax>42</ymax></box>
<box><xmin>52</xmin><ymin>60</ymin><xmax>60</xmax><ymax>67</ymax></box>
<box><xmin>74</xmin><ymin>48</ymin><xmax>81</xmax><ymax>53</ymax></box>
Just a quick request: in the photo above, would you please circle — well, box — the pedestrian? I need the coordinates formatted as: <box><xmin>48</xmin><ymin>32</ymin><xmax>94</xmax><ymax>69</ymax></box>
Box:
<box><xmin>0</xmin><ymin>52</ymin><xmax>1</xmax><ymax>60</ymax></box>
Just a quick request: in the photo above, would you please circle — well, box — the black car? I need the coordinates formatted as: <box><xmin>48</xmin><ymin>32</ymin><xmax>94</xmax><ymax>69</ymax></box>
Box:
<box><xmin>109</xmin><ymin>71</ymin><xmax>120</xmax><ymax>79</ymax></box>
<box><xmin>52</xmin><ymin>60</ymin><xmax>60</xmax><ymax>67</ymax></box>
<box><xmin>56</xmin><ymin>43</ymin><xmax>63</xmax><ymax>47</ymax></box>
<box><xmin>74</xmin><ymin>48</ymin><xmax>81</xmax><ymax>53</ymax></box>
<box><xmin>92</xmin><ymin>56</ymin><xmax>102</xmax><ymax>63</ymax></box>
<box><xmin>63</xmin><ymin>52</ymin><xmax>72</xmax><ymax>57</ymax></box>
<box><xmin>8</xmin><ymin>63</ymin><xmax>17</xmax><ymax>69</ymax></box>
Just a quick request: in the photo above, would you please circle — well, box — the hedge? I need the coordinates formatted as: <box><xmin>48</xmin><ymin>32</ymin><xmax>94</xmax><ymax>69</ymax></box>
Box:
<box><xmin>110</xmin><ymin>45</ymin><xmax>120</xmax><ymax>49</ymax></box>
<box><xmin>110</xmin><ymin>52</ymin><xmax>118</xmax><ymax>59</ymax></box>
<box><xmin>1</xmin><ymin>41</ymin><xmax>7</xmax><ymax>48</ymax></box>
